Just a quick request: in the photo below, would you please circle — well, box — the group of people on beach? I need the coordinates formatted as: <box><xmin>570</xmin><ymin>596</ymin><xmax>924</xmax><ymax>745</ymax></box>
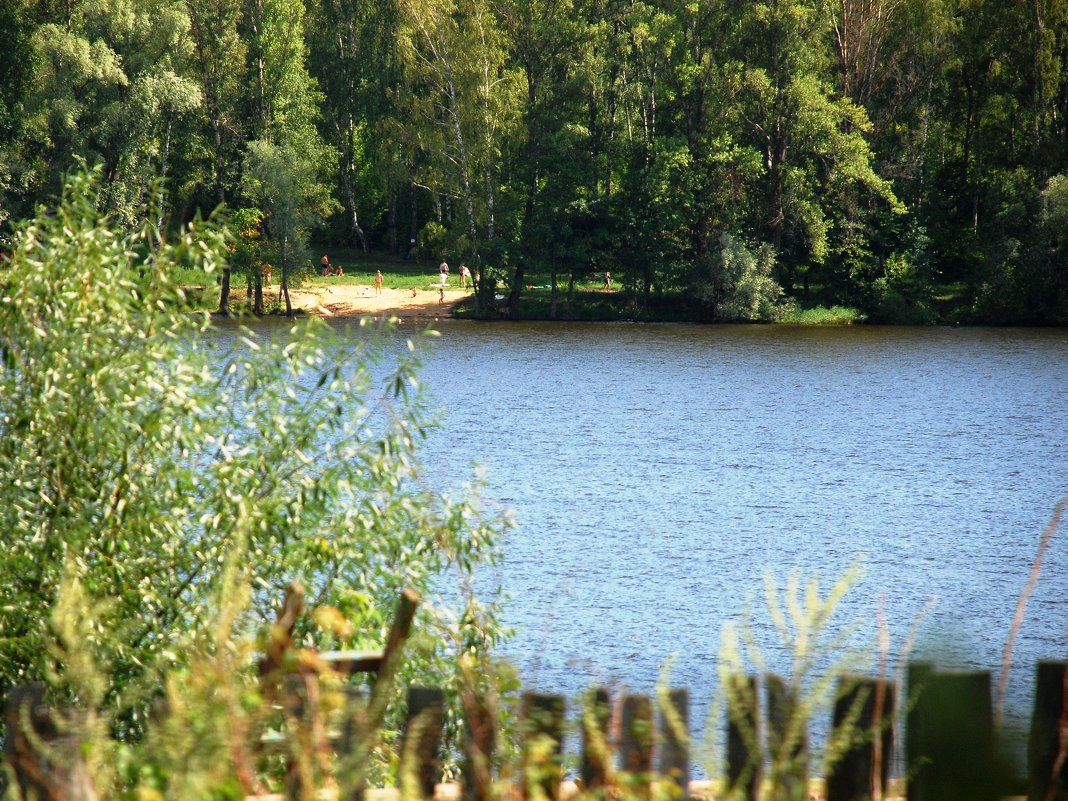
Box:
<box><xmin>321</xmin><ymin>254</ymin><xmax>345</xmax><ymax>277</ymax></box>
<box><xmin>317</xmin><ymin>253</ymin><xmax>473</xmax><ymax>303</ymax></box>
<box><xmin>439</xmin><ymin>259</ymin><xmax>470</xmax><ymax>288</ymax></box>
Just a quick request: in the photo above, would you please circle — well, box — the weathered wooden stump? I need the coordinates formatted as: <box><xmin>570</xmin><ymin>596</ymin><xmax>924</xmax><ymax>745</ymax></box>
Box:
<box><xmin>4</xmin><ymin>683</ymin><xmax>96</xmax><ymax>801</ymax></box>
<box><xmin>1028</xmin><ymin>660</ymin><xmax>1068</xmax><ymax>801</ymax></box>
<box><xmin>766</xmin><ymin>674</ymin><xmax>807</xmax><ymax>801</ymax></box>
<box><xmin>826</xmin><ymin>675</ymin><xmax>894</xmax><ymax>801</ymax></box>
<box><xmin>906</xmin><ymin>669</ymin><xmax>1002</xmax><ymax>801</ymax></box>
<box><xmin>401</xmin><ymin>687</ymin><xmax>445</xmax><ymax>801</ymax></box>
<box><xmin>620</xmin><ymin>693</ymin><xmax>654</xmax><ymax>801</ymax></box>
<box><xmin>726</xmin><ymin>674</ymin><xmax>759</xmax><ymax>801</ymax></box>
<box><xmin>522</xmin><ymin>692</ymin><xmax>566</xmax><ymax>801</ymax></box>
<box><xmin>581</xmin><ymin>687</ymin><xmax>611</xmax><ymax>796</ymax></box>
<box><xmin>658</xmin><ymin>688</ymin><xmax>691</xmax><ymax>798</ymax></box>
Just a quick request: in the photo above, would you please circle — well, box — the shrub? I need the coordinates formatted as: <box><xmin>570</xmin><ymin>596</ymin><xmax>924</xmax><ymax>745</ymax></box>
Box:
<box><xmin>692</xmin><ymin>233</ymin><xmax>788</xmax><ymax>322</ymax></box>
<box><xmin>0</xmin><ymin>171</ymin><xmax>509</xmax><ymax>732</ymax></box>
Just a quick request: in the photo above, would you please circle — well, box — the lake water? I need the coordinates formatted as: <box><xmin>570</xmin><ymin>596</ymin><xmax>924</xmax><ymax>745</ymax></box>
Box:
<box><xmin>222</xmin><ymin>320</ymin><xmax>1068</xmax><ymax>758</ymax></box>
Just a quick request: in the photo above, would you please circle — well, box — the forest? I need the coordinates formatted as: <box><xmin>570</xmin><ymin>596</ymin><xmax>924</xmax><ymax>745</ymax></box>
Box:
<box><xmin>2</xmin><ymin>0</ymin><xmax>1068</xmax><ymax>323</ymax></box>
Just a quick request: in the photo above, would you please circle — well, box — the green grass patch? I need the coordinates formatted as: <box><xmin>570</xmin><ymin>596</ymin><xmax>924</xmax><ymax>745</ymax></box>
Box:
<box><xmin>779</xmin><ymin>305</ymin><xmax>867</xmax><ymax>325</ymax></box>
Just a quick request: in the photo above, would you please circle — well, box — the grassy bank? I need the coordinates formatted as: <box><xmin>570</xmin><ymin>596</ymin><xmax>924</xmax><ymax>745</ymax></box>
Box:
<box><xmin>179</xmin><ymin>248</ymin><xmax>977</xmax><ymax>324</ymax></box>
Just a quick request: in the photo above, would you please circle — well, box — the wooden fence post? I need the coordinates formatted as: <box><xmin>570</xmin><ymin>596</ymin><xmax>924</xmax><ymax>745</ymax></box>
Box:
<box><xmin>658</xmin><ymin>688</ymin><xmax>691</xmax><ymax>799</ymax></box>
<box><xmin>726</xmin><ymin>674</ymin><xmax>760</xmax><ymax>801</ymax></box>
<box><xmin>905</xmin><ymin>669</ymin><xmax>1002</xmax><ymax>801</ymax></box>
<box><xmin>522</xmin><ymin>692</ymin><xmax>566</xmax><ymax>801</ymax></box>
<box><xmin>337</xmin><ymin>687</ymin><xmax>368</xmax><ymax>801</ymax></box>
<box><xmin>766</xmin><ymin>673</ymin><xmax>807</xmax><ymax>801</ymax></box>
<box><xmin>1028</xmin><ymin>661</ymin><xmax>1068</xmax><ymax>801</ymax></box>
<box><xmin>581</xmin><ymin>688</ymin><xmax>611</xmax><ymax>797</ymax></box>
<box><xmin>620</xmin><ymin>694</ymin><xmax>654</xmax><ymax>801</ymax></box>
<box><xmin>4</xmin><ymin>683</ymin><xmax>96</xmax><ymax>801</ymax></box>
<box><xmin>401</xmin><ymin>687</ymin><xmax>445</xmax><ymax>801</ymax></box>
<box><xmin>905</xmin><ymin>663</ymin><xmax>933</xmax><ymax>801</ymax></box>
<box><xmin>826</xmin><ymin>676</ymin><xmax>894</xmax><ymax>801</ymax></box>
<box><xmin>462</xmin><ymin>691</ymin><xmax>497</xmax><ymax>801</ymax></box>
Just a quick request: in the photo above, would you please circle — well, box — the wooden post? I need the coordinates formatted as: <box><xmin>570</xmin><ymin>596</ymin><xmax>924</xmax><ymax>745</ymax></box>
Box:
<box><xmin>581</xmin><ymin>688</ymin><xmax>611</xmax><ymax>797</ymax></box>
<box><xmin>522</xmin><ymin>692</ymin><xmax>566</xmax><ymax>801</ymax></box>
<box><xmin>905</xmin><ymin>669</ymin><xmax>1001</xmax><ymax>801</ymax></box>
<box><xmin>620</xmin><ymin>694</ymin><xmax>654</xmax><ymax>801</ymax></box>
<box><xmin>337</xmin><ymin>687</ymin><xmax>368</xmax><ymax>801</ymax></box>
<box><xmin>826</xmin><ymin>676</ymin><xmax>894</xmax><ymax>801</ymax></box>
<box><xmin>658</xmin><ymin>688</ymin><xmax>691</xmax><ymax>798</ymax></box>
<box><xmin>4</xmin><ymin>684</ymin><xmax>96</xmax><ymax>801</ymax></box>
<box><xmin>284</xmin><ymin>674</ymin><xmax>311</xmax><ymax>801</ymax></box>
<box><xmin>462</xmin><ymin>691</ymin><xmax>497</xmax><ymax>801</ymax></box>
<box><xmin>905</xmin><ymin>663</ymin><xmax>934</xmax><ymax>801</ymax></box>
<box><xmin>766</xmin><ymin>674</ymin><xmax>807</xmax><ymax>801</ymax></box>
<box><xmin>726</xmin><ymin>674</ymin><xmax>759</xmax><ymax>801</ymax></box>
<box><xmin>401</xmin><ymin>687</ymin><xmax>445</xmax><ymax>801</ymax></box>
<box><xmin>1028</xmin><ymin>661</ymin><xmax>1068</xmax><ymax>801</ymax></box>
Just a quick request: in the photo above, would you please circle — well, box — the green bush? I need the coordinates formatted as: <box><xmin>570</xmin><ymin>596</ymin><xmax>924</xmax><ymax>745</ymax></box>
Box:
<box><xmin>0</xmin><ymin>172</ymin><xmax>509</xmax><ymax>735</ymax></box>
<box><xmin>692</xmin><ymin>233</ymin><xmax>788</xmax><ymax>322</ymax></box>
<box><xmin>779</xmin><ymin>305</ymin><xmax>867</xmax><ymax>325</ymax></box>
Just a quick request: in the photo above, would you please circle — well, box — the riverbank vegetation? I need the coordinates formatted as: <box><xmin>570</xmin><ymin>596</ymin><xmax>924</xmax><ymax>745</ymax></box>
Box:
<box><xmin>0</xmin><ymin>177</ymin><xmax>510</xmax><ymax>745</ymax></box>
<box><xmin>2</xmin><ymin>0</ymin><xmax>1068</xmax><ymax>324</ymax></box>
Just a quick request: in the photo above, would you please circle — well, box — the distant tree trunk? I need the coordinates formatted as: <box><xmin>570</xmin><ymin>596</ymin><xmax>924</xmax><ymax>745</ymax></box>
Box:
<box><xmin>409</xmin><ymin>179</ymin><xmax>419</xmax><ymax>255</ymax></box>
<box><xmin>341</xmin><ymin>159</ymin><xmax>369</xmax><ymax>252</ymax></box>
<box><xmin>510</xmin><ymin>67</ymin><xmax>538</xmax><ymax>320</ymax></box>
<box><xmin>549</xmin><ymin>269</ymin><xmax>559</xmax><ymax>320</ymax></box>
<box><xmin>218</xmin><ymin>270</ymin><xmax>232</xmax><ymax>315</ymax></box>
<box><xmin>281</xmin><ymin>236</ymin><xmax>292</xmax><ymax>316</ymax></box>
<box><xmin>213</xmin><ymin>119</ymin><xmax>232</xmax><ymax>315</ymax></box>
<box><xmin>388</xmin><ymin>193</ymin><xmax>398</xmax><ymax>254</ymax></box>
<box><xmin>254</xmin><ymin>269</ymin><xmax>264</xmax><ymax>315</ymax></box>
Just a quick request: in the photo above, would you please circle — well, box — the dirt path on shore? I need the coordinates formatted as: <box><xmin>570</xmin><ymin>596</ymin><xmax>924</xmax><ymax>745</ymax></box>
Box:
<box><xmin>268</xmin><ymin>283</ymin><xmax>472</xmax><ymax>321</ymax></box>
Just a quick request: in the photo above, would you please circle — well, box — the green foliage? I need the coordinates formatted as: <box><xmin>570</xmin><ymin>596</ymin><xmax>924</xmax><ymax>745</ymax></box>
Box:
<box><xmin>1041</xmin><ymin>173</ymin><xmax>1068</xmax><ymax>251</ymax></box>
<box><xmin>4</xmin><ymin>0</ymin><xmax>1068</xmax><ymax>322</ymax></box>
<box><xmin>705</xmin><ymin>566</ymin><xmax>878</xmax><ymax>800</ymax></box>
<box><xmin>779</xmin><ymin>306</ymin><xmax>867</xmax><ymax>326</ymax></box>
<box><xmin>871</xmin><ymin>239</ymin><xmax>938</xmax><ymax>325</ymax></box>
<box><xmin>0</xmin><ymin>171</ymin><xmax>509</xmax><ymax>728</ymax></box>
<box><xmin>691</xmin><ymin>233</ymin><xmax>787</xmax><ymax>322</ymax></box>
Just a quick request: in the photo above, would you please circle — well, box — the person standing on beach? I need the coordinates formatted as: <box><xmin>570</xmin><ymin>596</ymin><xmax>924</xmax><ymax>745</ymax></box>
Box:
<box><xmin>439</xmin><ymin>259</ymin><xmax>449</xmax><ymax>286</ymax></box>
<box><xmin>374</xmin><ymin>270</ymin><xmax>383</xmax><ymax>295</ymax></box>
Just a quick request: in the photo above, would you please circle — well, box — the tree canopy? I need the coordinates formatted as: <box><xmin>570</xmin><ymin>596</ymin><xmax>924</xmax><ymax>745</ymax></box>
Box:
<box><xmin>2</xmin><ymin>0</ymin><xmax>1068</xmax><ymax>323</ymax></box>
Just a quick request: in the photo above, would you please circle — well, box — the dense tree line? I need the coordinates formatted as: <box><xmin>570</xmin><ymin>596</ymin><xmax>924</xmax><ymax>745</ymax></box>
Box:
<box><xmin>2</xmin><ymin>0</ymin><xmax>1067</xmax><ymax>323</ymax></box>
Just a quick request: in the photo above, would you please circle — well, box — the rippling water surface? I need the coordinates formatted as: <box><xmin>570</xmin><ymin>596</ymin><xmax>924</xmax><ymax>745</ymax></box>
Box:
<box><xmin>222</xmin><ymin>320</ymin><xmax>1068</xmax><ymax>749</ymax></box>
<box><xmin>413</xmin><ymin>323</ymin><xmax>1067</xmax><ymax>738</ymax></box>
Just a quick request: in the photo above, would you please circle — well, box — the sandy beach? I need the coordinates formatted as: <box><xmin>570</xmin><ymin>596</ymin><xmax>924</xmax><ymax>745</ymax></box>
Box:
<box><xmin>273</xmin><ymin>282</ymin><xmax>472</xmax><ymax>321</ymax></box>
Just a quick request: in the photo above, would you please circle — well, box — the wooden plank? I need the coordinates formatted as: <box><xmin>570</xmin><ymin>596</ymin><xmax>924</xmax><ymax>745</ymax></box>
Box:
<box><xmin>461</xmin><ymin>692</ymin><xmax>496</xmax><ymax>801</ymax></box>
<box><xmin>826</xmin><ymin>675</ymin><xmax>893</xmax><ymax>801</ymax></box>
<box><xmin>378</xmin><ymin>589</ymin><xmax>420</xmax><ymax>683</ymax></box>
<box><xmin>905</xmin><ymin>669</ymin><xmax>1002</xmax><ymax>801</ymax></box>
<box><xmin>1028</xmin><ymin>661</ymin><xmax>1068</xmax><ymax>801</ymax></box>
<box><xmin>658</xmin><ymin>688</ymin><xmax>691</xmax><ymax>798</ymax></box>
<box><xmin>766</xmin><ymin>673</ymin><xmax>806</xmax><ymax>801</ymax></box>
<box><xmin>401</xmin><ymin>687</ymin><xmax>445</xmax><ymax>801</ymax></box>
<box><xmin>337</xmin><ymin>687</ymin><xmax>368</xmax><ymax>801</ymax></box>
<box><xmin>580</xmin><ymin>688</ymin><xmax>611</xmax><ymax>795</ymax></box>
<box><xmin>319</xmin><ymin>650</ymin><xmax>385</xmax><ymax>675</ymax></box>
<box><xmin>620</xmin><ymin>694</ymin><xmax>654</xmax><ymax>801</ymax></box>
<box><xmin>726</xmin><ymin>674</ymin><xmax>759</xmax><ymax>801</ymax></box>
<box><xmin>522</xmin><ymin>692</ymin><xmax>566</xmax><ymax>801</ymax></box>
<box><xmin>4</xmin><ymin>683</ymin><xmax>95</xmax><ymax>801</ymax></box>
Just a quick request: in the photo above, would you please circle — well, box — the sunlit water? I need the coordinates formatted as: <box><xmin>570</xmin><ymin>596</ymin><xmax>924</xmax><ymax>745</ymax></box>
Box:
<box><xmin>212</xmin><ymin>319</ymin><xmax>1068</xmax><ymax>763</ymax></box>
